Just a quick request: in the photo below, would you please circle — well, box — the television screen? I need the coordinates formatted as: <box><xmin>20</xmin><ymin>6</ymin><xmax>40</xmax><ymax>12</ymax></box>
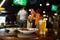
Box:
<box><xmin>13</xmin><ymin>0</ymin><xmax>27</xmax><ymax>6</ymax></box>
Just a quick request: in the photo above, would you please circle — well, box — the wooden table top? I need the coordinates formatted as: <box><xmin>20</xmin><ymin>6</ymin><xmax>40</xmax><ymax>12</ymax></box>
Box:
<box><xmin>0</xmin><ymin>28</ymin><xmax>60</xmax><ymax>40</ymax></box>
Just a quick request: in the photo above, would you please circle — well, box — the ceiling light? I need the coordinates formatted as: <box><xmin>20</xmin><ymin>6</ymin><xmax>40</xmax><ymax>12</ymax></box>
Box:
<box><xmin>54</xmin><ymin>13</ymin><xmax>58</xmax><ymax>16</ymax></box>
<box><xmin>40</xmin><ymin>4</ymin><xmax>42</xmax><ymax>6</ymax></box>
<box><xmin>46</xmin><ymin>2</ymin><xmax>50</xmax><ymax>6</ymax></box>
<box><xmin>43</xmin><ymin>11</ymin><xmax>46</xmax><ymax>13</ymax></box>
<box><xmin>29</xmin><ymin>9</ymin><xmax>31</xmax><ymax>11</ymax></box>
<box><xmin>43</xmin><ymin>15</ymin><xmax>46</xmax><ymax>17</ymax></box>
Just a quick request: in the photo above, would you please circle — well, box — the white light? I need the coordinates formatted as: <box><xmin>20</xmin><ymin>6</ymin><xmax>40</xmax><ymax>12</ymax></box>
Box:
<box><xmin>46</xmin><ymin>2</ymin><xmax>50</xmax><ymax>6</ymax></box>
<box><xmin>0</xmin><ymin>10</ymin><xmax>7</xmax><ymax>13</ymax></box>
<box><xmin>29</xmin><ymin>9</ymin><xmax>31</xmax><ymax>11</ymax></box>
<box><xmin>0</xmin><ymin>16</ymin><xmax>6</xmax><ymax>25</ymax></box>
<box><xmin>54</xmin><ymin>13</ymin><xmax>58</xmax><ymax>15</ymax></box>
<box><xmin>46</xmin><ymin>18</ymin><xmax>47</xmax><ymax>20</ymax></box>
<box><xmin>28</xmin><ymin>15</ymin><xmax>31</xmax><ymax>19</ymax></box>
<box><xmin>43</xmin><ymin>15</ymin><xmax>46</xmax><ymax>17</ymax></box>
<box><xmin>44</xmin><ymin>18</ymin><xmax>48</xmax><ymax>20</ymax></box>
<box><xmin>29</xmin><ymin>15</ymin><xmax>31</xmax><ymax>16</ymax></box>
<box><xmin>40</xmin><ymin>4</ymin><xmax>42</xmax><ymax>6</ymax></box>
<box><xmin>43</xmin><ymin>11</ymin><xmax>46</xmax><ymax>13</ymax></box>
<box><xmin>0</xmin><ymin>0</ymin><xmax>6</xmax><ymax>7</ymax></box>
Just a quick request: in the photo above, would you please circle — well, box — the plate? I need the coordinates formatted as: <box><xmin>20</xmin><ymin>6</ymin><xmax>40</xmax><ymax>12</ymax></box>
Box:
<box><xmin>18</xmin><ymin>28</ymin><xmax>38</xmax><ymax>34</ymax></box>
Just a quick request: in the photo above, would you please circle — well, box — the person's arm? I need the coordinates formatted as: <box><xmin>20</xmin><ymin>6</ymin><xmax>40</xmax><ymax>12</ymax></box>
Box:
<box><xmin>16</xmin><ymin>11</ymin><xmax>20</xmax><ymax>23</ymax></box>
<box><xmin>30</xmin><ymin>14</ymin><xmax>34</xmax><ymax>22</ymax></box>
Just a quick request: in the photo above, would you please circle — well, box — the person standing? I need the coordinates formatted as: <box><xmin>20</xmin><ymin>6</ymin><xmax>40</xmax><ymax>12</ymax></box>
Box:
<box><xmin>28</xmin><ymin>8</ymin><xmax>36</xmax><ymax>28</ymax></box>
<box><xmin>35</xmin><ymin>9</ymin><xmax>41</xmax><ymax>28</ymax></box>
<box><xmin>17</xmin><ymin>7</ymin><xmax>28</xmax><ymax>28</ymax></box>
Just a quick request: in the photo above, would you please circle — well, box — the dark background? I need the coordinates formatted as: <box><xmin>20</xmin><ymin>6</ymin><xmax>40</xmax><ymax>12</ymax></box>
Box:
<box><xmin>0</xmin><ymin>0</ymin><xmax>60</xmax><ymax>21</ymax></box>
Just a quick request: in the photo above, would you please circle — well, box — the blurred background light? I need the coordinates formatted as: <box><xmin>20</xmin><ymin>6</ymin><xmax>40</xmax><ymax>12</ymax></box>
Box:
<box><xmin>0</xmin><ymin>16</ymin><xmax>6</xmax><ymax>25</ymax></box>
<box><xmin>13</xmin><ymin>0</ymin><xmax>27</xmax><ymax>6</ymax></box>
<box><xmin>40</xmin><ymin>4</ymin><xmax>42</xmax><ymax>6</ymax></box>
<box><xmin>43</xmin><ymin>14</ymin><xmax>46</xmax><ymax>17</ymax></box>
<box><xmin>46</xmin><ymin>2</ymin><xmax>50</xmax><ymax>6</ymax></box>
<box><xmin>54</xmin><ymin>13</ymin><xmax>58</xmax><ymax>16</ymax></box>
<box><xmin>0</xmin><ymin>0</ymin><xmax>6</xmax><ymax>7</ymax></box>
<box><xmin>43</xmin><ymin>11</ymin><xmax>46</xmax><ymax>13</ymax></box>
<box><xmin>44</xmin><ymin>18</ymin><xmax>48</xmax><ymax>20</ymax></box>
<box><xmin>51</xmin><ymin>5</ymin><xmax>58</xmax><ymax>12</ymax></box>
<box><xmin>0</xmin><ymin>7</ymin><xmax>5</xmax><ymax>10</ymax></box>
<box><xmin>29</xmin><ymin>9</ymin><xmax>31</xmax><ymax>11</ymax></box>
<box><xmin>0</xmin><ymin>10</ymin><xmax>7</xmax><ymax>13</ymax></box>
<box><xmin>47</xmin><ymin>15</ymin><xmax>48</xmax><ymax>17</ymax></box>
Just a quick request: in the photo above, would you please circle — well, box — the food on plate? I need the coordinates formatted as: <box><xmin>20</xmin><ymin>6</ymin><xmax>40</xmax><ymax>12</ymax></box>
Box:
<box><xmin>19</xmin><ymin>28</ymin><xmax>32</xmax><ymax>31</ymax></box>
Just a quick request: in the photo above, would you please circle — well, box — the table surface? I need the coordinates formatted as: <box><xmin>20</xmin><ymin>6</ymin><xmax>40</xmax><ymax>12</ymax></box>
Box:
<box><xmin>0</xmin><ymin>28</ymin><xmax>60</xmax><ymax>40</ymax></box>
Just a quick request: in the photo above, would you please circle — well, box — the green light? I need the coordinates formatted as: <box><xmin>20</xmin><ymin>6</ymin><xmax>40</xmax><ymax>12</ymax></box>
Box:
<box><xmin>13</xmin><ymin>0</ymin><xmax>27</xmax><ymax>6</ymax></box>
<box><xmin>51</xmin><ymin>5</ymin><xmax>58</xmax><ymax>12</ymax></box>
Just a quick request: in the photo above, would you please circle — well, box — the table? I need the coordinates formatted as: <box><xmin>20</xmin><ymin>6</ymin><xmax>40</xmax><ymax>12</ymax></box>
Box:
<box><xmin>0</xmin><ymin>28</ymin><xmax>60</xmax><ymax>40</ymax></box>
